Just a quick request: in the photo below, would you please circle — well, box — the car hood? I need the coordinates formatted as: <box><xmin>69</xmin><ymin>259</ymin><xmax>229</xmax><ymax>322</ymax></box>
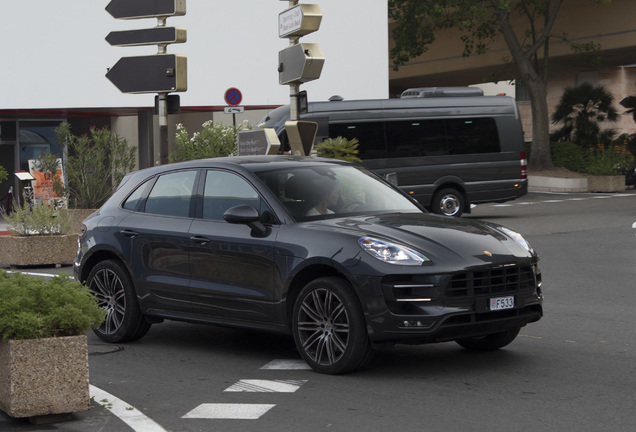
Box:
<box><xmin>304</xmin><ymin>212</ymin><xmax>536</xmax><ymax>266</ymax></box>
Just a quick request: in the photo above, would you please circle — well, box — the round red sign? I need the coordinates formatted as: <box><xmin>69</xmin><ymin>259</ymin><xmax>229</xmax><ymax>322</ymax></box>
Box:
<box><xmin>224</xmin><ymin>87</ymin><xmax>242</xmax><ymax>106</ymax></box>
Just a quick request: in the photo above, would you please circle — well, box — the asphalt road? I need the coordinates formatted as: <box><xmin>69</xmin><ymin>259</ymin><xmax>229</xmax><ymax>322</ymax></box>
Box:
<box><xmin>2</xmin><ymin>190</ymin><xmax>635</xmax><ymax>432</ymax></box>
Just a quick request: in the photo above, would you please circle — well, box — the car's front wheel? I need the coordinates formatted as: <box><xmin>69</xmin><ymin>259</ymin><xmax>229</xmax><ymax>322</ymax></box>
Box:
<box><xmin>455</xmin><ymin>327</ymin><xmax>521</xmax><ymax>351</ymax></box>
<box><xmin>292</xmin><ymin>277</ymin><xmax>373</xmax><ymax>374</ymax></box>
<box><xmin>87</xmin><ymin>260</ymin><xmax>151</xmax><ymax>343</ymax></box>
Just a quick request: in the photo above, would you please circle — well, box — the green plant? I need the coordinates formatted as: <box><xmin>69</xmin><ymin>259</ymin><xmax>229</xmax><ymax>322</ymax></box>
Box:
<box><xmin>55</xmin><ymin>124</ymin><xmax>136</xmax><ymax>209</ymax></box>
<box><xmin>585</xmin><ymin>141</ymin><xmax>635</xmax><ymax>176</ymax></box>
<box><xmin>0</xmin><ymin>165</ymin><xmax>7</xmax><ymax>184</ymax></box>
<box><xmin>0</xmin><ymin>271</ymin><xmax>105</xmax><ymax>340</ymax></box>
<box><xmin>315</xmin><ymin>137</ymin><xmax>361</xmax><ymax>163</ymax></box>
<box><xmin>551</xmin><ymin>83</ymin><xmax>619</xmax><ymax>148</ymax></box>
<box><xmin>32</xmin><ymin>152</ymin><xmax>61</xmax><ymax>180</ymax></box>
<box><xmin>1</xmin><ymin>200</ymin><xmax>72</xmax><ymax>236</ymax></box>
<box><xmin>169</xmin><ymin>120</ymin><xmax>251</xmax><ymax>162</ymax></box>
<box><xmin>550</xmin><ymin>141</ymin><xmax>589</xmax><ymax>173</ymax></box>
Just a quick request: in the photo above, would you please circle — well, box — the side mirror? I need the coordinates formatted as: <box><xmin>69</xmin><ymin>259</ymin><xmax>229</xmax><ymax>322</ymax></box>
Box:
<box><xmin>384</xmin><ymin>172</ymin><xmax>398</xmax><ymax>186</ymax></box>
<box><xmin>223</xmin><ymin>205</ymin><xmax>269</xmax><ymax>236</ymax></box>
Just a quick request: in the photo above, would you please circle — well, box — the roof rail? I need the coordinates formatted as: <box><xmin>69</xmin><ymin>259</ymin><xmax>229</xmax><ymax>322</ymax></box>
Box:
<box><xmin>400</xmin><ymin>87</ymin><xmax>484</xmax><ymax>98</ymax></box>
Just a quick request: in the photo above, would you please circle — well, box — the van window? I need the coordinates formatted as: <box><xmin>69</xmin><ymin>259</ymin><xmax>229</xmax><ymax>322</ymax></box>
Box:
<box><xmin>329</xmin><ymin>118</ymin><xmax>500</xmax><ymax>159</ymax></box>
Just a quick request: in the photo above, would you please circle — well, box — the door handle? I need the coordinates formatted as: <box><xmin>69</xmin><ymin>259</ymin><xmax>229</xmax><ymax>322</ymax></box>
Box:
<box><xmin>190</xmin><ymin>236</ymin><xmax>210</xmax><ymax>245</ymax></box>
<box><xmin>120</xmin><ymin>229</ymin><xmax>139</xmax><ymax>238</ymax></box>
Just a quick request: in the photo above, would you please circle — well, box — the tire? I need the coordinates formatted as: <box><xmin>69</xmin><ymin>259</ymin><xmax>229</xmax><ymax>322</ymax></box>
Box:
<box><xmin>455</xmin><ymin>327</ymin><xmax>521</xmax><ymax>351</ymax></box>
<box><xmin>431</xmin><ymin>188</ymin><xmax>465</xmax><ymax>217</ymax></box>
<box><xmin>292</xmin><ymin>277</ymin><xmax>374</xmax><ymax>374</ymax></box>
<box><xmin>87</xmin><ymin>260</ymin><xmax>151</xmax><ymax>343</ymax></box>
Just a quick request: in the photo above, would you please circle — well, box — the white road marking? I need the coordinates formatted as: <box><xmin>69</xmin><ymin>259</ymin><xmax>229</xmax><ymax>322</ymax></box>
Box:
<box><xmin>225</xmin><ymin>379</ymin><xmax>307</xmax><ymax>393</ymax></box>
<box><xmin>260</xmin><ymin>359</ymin><xmax>311</xmax><ymax>370</ymax></box>
<box><xmin>90</xmin><ymin>385</ymin><xmax>168</xmax><ymax>432</ymax></box>
<box><xmin>182</xmin><ymin>403</ymin><xmax>275</xmax><ymax>420</ymax></box>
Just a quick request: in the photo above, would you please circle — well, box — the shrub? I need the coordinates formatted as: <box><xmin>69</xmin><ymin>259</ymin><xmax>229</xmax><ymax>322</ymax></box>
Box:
<box><xmin>315</xmin><ymin>137</ymin><xmax>361</xmax><ymax>163</ymax></box>
<box><xmin>169</xmin><ymin>120</ymin><xmax>251</xmax><ymax>162</ymax></box>
<box><xmin>1</xmin><ymin>201</ymin><xmax>72</xmax><ymax>236</ymax></box>
<box><xmin>585</xmin><ymin>141</ymin><xmax>635</xmax><ymax>176</ymax></box>
<box><xmin>55</xmin><ymin>124</ymin><xmax>136</xmax><ymax>209</ymax></box>
<box><xmin>550</xmin><ymin>141</ymin><xmax>589</xmax><ymax>173</ymax></box>
<box><xmin>0</xmin><ymin>271</ymin><xmax>105</xmax><ymax>340</ymax></box>
<box><xmin>0</xmin><ymin>165</ymin><xmax>7</xmax><ymax>184</ymax></box>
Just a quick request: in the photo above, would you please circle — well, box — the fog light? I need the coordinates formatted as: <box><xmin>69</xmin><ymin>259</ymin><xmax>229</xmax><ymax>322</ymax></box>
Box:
<box><xmin>398</xmin><ymin>320</ymin><xmax>433</xmax><ymax>329</ymax></box>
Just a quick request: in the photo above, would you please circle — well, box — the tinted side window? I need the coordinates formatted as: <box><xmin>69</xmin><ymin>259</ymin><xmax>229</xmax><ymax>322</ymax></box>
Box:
<box><xmin>123</xmin><ymin>179</ymin><xmax>151</xmax><ymax>211</ymax></box>
<box><xmin>445</xmin><ymin>118</ymin><xmax>501</xmax><ymax>154</ymax></box>
<box><xmin>328</xmin><ymin>117</ymin><xmax>501</xmax><ymax>159</ymax></box>
<box><xmin>144</xmin><ymin>170</ymin><xmax>196</xmax><ymax>217</ymax></box>
<box><xmin>329</xmin><ymin>122</ymin><xmax>386</xmax><ymax>159</ymax></box>
<box><xmin>385</xmin><ymin>120</ymin><xmax>447</xmax><ymax>157</ymax></box>
<box><xmin>202</xmin><ymin>170</ymin><xmax>261</xmax><ymax>221</ymax></box>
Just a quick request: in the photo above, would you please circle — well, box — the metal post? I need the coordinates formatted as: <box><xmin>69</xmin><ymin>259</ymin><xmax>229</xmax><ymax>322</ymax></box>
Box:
<box><xmin>288</xmin><ymin>0</ymin><xmax>299</xmax><ymax>122</ymax></box>
<box><xmin>157</xmin><ymin>16</ymin><xmax>168</xmax><ymax>165</ymax></box>
<box><xmin>158</xmin><ymin>92</ymin><xmax>168</xmax><ymax>165</ymax></box>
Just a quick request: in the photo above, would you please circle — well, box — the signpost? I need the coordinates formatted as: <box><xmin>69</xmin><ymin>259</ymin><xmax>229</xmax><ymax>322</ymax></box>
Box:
<box><xmin>106</xmin><ymin>54</ymin><xmax>187</xmax><ymax>93</ymax></box>
<box><xmin>106</xmin><ymin>0</ymin><xmax>186</xmax><ymax>20</ymax></box>
<box><xmin>105</xmin><ymin>0</ymin><xmax>188</xmax><ymax>165</ymax></box>
<box><xmin>106</xmin><ymin>27</ymin><xmax>187</xmax><ymax>47</ymax></box>
<box><xmin>224</xmin><ymin>87</ymin><xmax>243</xmax><ymax>126</ymax></box>
<box><xmin>278</xmin><ymin>1</ymin><xmax>323</xmax><ymax>156</ymax></box>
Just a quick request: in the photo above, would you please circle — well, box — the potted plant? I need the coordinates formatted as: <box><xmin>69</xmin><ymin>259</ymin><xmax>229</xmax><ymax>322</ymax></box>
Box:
<box><xmin>314</xmin><ymin>136</ymin><xmax>361</xmax><ymax>162</ymax></box>
<box><xmin>0</xmin><ymin>191</ymin><xmax>77</xmax><ymax>267</ymax></box>
<box><xmin>0</xmin><ymin>271</ymin><xmax>104</xmax><ymax>419</ymax></box>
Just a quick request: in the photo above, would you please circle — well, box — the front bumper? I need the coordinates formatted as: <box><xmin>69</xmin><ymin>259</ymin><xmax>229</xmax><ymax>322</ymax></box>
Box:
<box><xmin>356</xmin><ymin>263</ymin><xmax>543</xmax><ymax>344</ymax></box>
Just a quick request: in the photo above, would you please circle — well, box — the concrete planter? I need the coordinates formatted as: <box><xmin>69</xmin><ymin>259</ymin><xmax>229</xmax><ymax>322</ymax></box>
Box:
<box><xmin>528</xmin><ymin>174</ymin><xmax>626</xmax><ymax>193</ymax></box>
<box><xmin>587</xmin><ymin>175</ymin><xmax>625</xmax><ymax>193</ymax></box>
<box><xmin>0</xmin><ymin>234</ymin><xmax>77</xmax><ymax>267</ymax></box>
<box><xmin>0</xmin><ymin>335</ymin><xmax>90</xmax><ymax>418</ymax></box>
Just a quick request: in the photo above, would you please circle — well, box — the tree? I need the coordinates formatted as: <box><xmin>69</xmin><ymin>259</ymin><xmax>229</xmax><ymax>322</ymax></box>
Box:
<box><xmin>55</xmin><ymin>124</ymin><xmax>136</xmax><ymax>209</ymax></box>
<box><xmin>389</xmin><ymin>0</ymin><xmax>610</xmax><ymax>170</ymax></box>
<box><xmin>551</xmin><ymin>82</ymin><xmax>618</xmax><ymax>147</ymax></box>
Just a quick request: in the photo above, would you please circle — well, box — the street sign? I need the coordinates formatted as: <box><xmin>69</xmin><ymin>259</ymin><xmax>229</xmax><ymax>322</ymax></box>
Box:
<box><xmin>106</xmin><ymin>27</ymin><xmax>187</xmax><ymax>47</ymax></box>
<box><xmin>224</xmin><ymin>106</ymin><xmax>245</xmax><ymax>114</ymax></box>
<box><xmin>106</xmin><ymin>54</ymin><xmax>187</xmax><ymax>93</ymax></box>
<box><xmin>238</xmin><ymin>129</ymin><xmax>280</xmax><ymax>156</ymax></box>
<box><xmin>106</xmin><ymin>0</ymin><xmax>186</xmax><ymax>20</ymax></box>
<box><xmin>224</xmin><ymin>87</ymin><xmax>243</xmax><ymax>106</ymax></box>
<box><xmin>279</xmin><ymin>4</ymin><xmax>322</xmax><ymax>38</ymax></box>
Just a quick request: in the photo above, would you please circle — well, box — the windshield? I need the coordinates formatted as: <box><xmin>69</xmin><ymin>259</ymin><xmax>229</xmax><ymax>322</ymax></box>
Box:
<box><xmin>254</xmin><ymin>164</ymin><xmax>422</xmax><ymax>221</ymax></box>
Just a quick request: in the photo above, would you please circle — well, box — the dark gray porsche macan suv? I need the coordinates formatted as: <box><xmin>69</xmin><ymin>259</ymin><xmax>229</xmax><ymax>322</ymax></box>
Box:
<box><xmin>74</xmin><ymin>156</ymin><xmax>543</xmax><ymax>374</ymax></box>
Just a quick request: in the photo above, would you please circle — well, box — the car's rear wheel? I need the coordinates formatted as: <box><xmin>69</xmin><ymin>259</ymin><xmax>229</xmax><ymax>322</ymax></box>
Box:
<box><xmin>431</xmin><ymin>188</ymin><xmax>465</xmax><ymax>217</ymax></box>
<box><xmin>87</xmin><ymin>260</ymin><xmax>151</xmax><ymax>343</ymax></box>
<box><xmin>455</xmin><ymin>327</ymin><xmax>521</xmax><ymax>351</ymax></box>
<box><xmin>292</xmin><ymin>277</ymin><xmax>373</xmax><ymax>374</ymax></box>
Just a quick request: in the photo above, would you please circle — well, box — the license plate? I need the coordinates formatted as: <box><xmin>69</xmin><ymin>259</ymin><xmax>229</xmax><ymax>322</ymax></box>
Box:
<box><xmin>490</xmin><ymin>296</ymin><xmax>514</xmax><ymax>311</ymax></box>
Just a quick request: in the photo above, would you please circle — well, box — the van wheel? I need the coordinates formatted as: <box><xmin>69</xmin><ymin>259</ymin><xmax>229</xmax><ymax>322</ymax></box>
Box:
<box><xmin>431</xmin><ymin>188</ymin><xmax>464</xmax><ymax>217</ymax></box>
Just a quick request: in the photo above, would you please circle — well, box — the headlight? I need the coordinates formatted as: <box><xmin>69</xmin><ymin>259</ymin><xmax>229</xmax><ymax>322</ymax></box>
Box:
<box><xmin>358</xmin><ymin>237</ymin><xmax>430</xmax><ymax>265</ymax></box>
<box><xmin>500</xmin><ymin>227</ymin><xmax>534</xmax><ymax>254</ymax></box>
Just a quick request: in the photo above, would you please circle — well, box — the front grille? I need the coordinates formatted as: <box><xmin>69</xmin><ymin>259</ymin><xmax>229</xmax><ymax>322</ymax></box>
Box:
<box><xmin>446</xmin><ymin>265</ymin><xmax>535</xmax><ymax>298</ymax></box>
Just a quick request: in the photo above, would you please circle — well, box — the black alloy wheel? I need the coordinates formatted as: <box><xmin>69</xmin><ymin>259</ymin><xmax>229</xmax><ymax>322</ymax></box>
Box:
<box><xmin>87</xmin><ymin>260</ymin><xmax>151</xmax><ymax>343</ymax></box>
<box><xmin>292</xmin><ymin>277</ymin><xmax>373</xmax><ymax>374</ymax></box>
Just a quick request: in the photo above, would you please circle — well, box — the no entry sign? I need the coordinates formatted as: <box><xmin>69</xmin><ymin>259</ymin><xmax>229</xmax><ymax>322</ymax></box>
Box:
<box><xmin>224</xmin><ymin>87</ymin><xmax>242</xmax><ymax>106</ymax></box>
